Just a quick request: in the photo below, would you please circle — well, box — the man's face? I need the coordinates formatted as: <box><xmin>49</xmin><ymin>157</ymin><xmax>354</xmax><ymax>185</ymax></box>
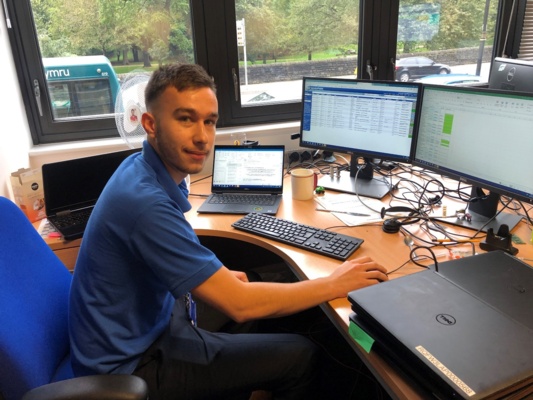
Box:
<box><xmin>143</xmin><ymin>86</ymin><xmax>219</xmax><ymax>182</ymax></box>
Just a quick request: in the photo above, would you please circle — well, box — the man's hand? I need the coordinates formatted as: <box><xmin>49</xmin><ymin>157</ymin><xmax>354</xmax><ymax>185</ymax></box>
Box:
<box><xmin>328</xmin><ymin>256</ymin><xmax>389</xmax><ymax>297</ymax></box>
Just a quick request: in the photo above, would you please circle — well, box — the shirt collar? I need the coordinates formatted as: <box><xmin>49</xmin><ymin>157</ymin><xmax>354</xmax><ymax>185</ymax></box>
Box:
<box><xmin>141</xmin><ymin>140</ymin><xmax>192</xmax><ymax>213</ymax></box>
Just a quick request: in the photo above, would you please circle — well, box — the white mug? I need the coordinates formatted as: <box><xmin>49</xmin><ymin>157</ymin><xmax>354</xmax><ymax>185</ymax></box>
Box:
<box><xmin>291</xmin><ymin>168</ymin><xmax>317</xmax><ymax>200</ymax></box>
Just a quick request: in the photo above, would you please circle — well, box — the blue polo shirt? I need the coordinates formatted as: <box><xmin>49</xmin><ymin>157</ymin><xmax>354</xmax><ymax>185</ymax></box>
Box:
<box><xmin>69</xmin><ymin>141</ymin><xmax>223</xmax><ymax>376</ymax></box>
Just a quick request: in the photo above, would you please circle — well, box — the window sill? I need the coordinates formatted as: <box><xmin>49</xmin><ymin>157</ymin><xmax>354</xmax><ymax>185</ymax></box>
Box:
<box><xmin>28</xmin><ymin>121</ymin><xmax>301</xmax><ymax>166</ymax></box>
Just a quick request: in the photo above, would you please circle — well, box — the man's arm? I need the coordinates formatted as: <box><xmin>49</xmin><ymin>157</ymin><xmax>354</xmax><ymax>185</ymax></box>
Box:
<box><xmin>191</xmin><ymin>256</ymin><xmax>387</xmax><ymax>323</ymax></box>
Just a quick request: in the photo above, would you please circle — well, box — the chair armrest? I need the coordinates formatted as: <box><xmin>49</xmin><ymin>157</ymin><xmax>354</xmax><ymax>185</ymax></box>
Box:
<box><xmin>22</xmin><ymin>375</ymin><xmax>148</xmax><ymax>400</ymax></box>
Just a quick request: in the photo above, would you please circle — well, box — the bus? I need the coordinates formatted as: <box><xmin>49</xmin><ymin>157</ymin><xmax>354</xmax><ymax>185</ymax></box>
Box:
<box><xmin>43</xmin><ymin>55</ymin><xmax>120</xmax><ymax>119</ymax></box>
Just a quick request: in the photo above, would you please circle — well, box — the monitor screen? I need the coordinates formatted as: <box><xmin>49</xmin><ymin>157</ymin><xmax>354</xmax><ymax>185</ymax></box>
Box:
<box><xmin>299</xmin><ymin>77</ymin><xmax>421</xmax><ymax>198</ymax></box>
<box><xmin>488</xmin><ymin>57</ymin><xmax>533</xmax><ymax>92</ymax></box>
<box><xmin>413</xmin><ymin>85</ymin><xmax>533</xmax><ymax>232</ymax></box>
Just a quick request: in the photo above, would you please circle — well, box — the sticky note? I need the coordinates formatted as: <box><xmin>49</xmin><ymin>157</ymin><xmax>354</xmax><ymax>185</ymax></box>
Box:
<box><xmin>349</xmin><ymin>320</ymin><xmax>375</xmax><ymax>353</ymax></box>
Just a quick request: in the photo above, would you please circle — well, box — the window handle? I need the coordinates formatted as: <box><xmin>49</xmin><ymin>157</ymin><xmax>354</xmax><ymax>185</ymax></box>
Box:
<box><xmin>366</xmin><ymin>60</ymin><xmax>376</xmax><ymax>80</ymax></box>
<box><xmin>232</xmin><ymin>68</ymin><xmax>240</xmax><ymax>102</ymax></box>
<box><xmin>2</xmin><ymin>0</ymin><xmax>12</xmax><ymax>28</ymax></box>
<box><xmin>33</xmin><ymin>79</ymin><xmax>43</xmax><ymax>117</ymax></box>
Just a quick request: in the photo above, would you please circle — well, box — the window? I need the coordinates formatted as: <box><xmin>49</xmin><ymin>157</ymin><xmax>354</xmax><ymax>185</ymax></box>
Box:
<box><xmin>196</xmin><ymin>0</ymin><xmax>361</xmax><ymax>127</ymax></box>
<box><xmin>394</xmin><ymin>0</ymin><xmax>500</xmax><ymax>84</ymax></box>
<box><xmin>5</xmin><ymin>0</ymin><xmax>195</xmax><ymax>144</ymax></box>
<box><xmin>3</xmin><ymin>0</ymin><xmax>527</xmax><ymax>145</ymax></box>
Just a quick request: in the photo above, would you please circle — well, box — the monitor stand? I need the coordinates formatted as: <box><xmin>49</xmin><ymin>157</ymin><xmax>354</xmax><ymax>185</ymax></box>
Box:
<box><xmin>317</xmin><ymin>157</ymin><xmax>391</xmax><ymax>199</ymax></box>
<box><xmin>434</xmin><ymin>188</ymin><xmax>522</xmax><ymax>233</ymax></box>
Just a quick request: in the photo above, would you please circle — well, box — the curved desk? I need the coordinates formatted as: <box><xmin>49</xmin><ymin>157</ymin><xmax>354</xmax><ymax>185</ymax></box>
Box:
<box><xmin>42</xmin><ymin>174</ymin><xmax>533</xmax><ymax>400</ymax></box>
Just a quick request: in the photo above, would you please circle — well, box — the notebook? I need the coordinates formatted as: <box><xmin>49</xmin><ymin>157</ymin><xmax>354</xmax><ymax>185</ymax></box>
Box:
<box><xmin>348</xmin><ymin>251</ymin><xmax>533</xmax><ymax>400</ymax></box>
<box><xmin>197</xmin><ymin>145</ymin><xmax>285</xmax><ymax>215</ymax></box>
<box><xmin>42</xmin><ymin>148</ymin><xmax>139</xmax><ymax>240</ymax></box>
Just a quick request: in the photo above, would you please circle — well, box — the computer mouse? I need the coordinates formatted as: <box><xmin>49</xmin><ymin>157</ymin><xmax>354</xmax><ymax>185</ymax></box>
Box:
<box><xmin>382</xmin><ymin>218</ymin><xmax>401</xmax><ymax>234</ymax></box>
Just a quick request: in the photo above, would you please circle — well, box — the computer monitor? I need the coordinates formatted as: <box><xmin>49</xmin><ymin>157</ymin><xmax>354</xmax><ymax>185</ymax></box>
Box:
<box><xmin>413</xmin><ymin>84</ymin><xmax>533</xmax><ymax>232</ymax></box>
<box><xmin>299</xmin><ymin>77</ymin><xmax>421</xmax><ymax>199</ymax></box>
<box><xmin>488</xmin><ymin>57</ymin><xmax>533</xmax><ymax>92</ymax></box>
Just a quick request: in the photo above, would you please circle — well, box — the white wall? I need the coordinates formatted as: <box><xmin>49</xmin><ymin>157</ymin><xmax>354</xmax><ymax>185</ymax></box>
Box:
<box><xmin>0</xmin><ymin>8</ymin><xmax>302</xmax><ymax>200</ymax></box>
<box><xmin>0</xmin><ymin>8</ymin><xmax>32</xmax><ymax>199</ymax></box>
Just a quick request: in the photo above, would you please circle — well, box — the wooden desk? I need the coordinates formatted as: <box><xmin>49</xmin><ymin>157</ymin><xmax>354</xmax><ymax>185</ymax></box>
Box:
<box><xmin>185</xmin><ymin>175</ymin><xmax>533</xmax><ymax>400</ymax></box>
<box><xmin>41</xmin><ymin>174</ymin><xmax>533</xmax><ymax>399</ymax></box>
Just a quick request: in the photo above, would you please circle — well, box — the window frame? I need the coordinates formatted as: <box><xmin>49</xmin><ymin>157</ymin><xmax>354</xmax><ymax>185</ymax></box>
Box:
<box><xmin>3</xmin><ymin>0</ymin><xmax>524</xmax><ymax>145</ymax></box>
<box><xmin>194</xmin><ymin>0</ymin><xmax>310</xmax><ymax>128</ymax></box>
<box><xmin>4</xmin><ymin>0</ymin><xmax>121</xmax><ymax>144</ymax></box>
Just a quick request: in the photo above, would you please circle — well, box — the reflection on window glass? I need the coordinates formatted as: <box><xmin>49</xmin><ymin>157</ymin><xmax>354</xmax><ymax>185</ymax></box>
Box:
<box><xmin>74</xmin><ymin>80</ymin><xmax>114</xmax><ymax>116</ymax></box>
<box><xmin>48</xmin><ymin>80</ymin><xmax>114</xmax><ymax>118</ymax></box>
<box><xmin>236</xmin><ymin>0</ymin><xmax>360</xmax><ymax>107</ymax></box>
<box><xmin>30</xmin><ymin>0</ymin><xmax>194</xmax><ymax>120</ymax></box>
<box><xmin>396</xmin><ymin>0</ymin><xmax>497</xmax><ymax>85</ymax></box>
<box><xmin>48</xmin><ymin>83</ymin><xmax>71</xmax><ymax>119</ymax></box>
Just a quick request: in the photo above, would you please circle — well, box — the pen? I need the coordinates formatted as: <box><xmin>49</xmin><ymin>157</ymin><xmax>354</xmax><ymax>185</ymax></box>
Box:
<box><xmin>432</xmin><ymin>238</ymin><xmax>481</xmax><ymax>243</ymax></box>
<box><xmin>315</xmin><ymin>208</ymin><xmax>371</xmax><ymax>217</ymax></box>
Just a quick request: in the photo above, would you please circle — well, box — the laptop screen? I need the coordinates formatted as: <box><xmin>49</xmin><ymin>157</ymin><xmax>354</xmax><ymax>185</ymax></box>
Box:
<box><xmin>211</xmin><ymin>145</ymin><xmax>285</xmax><ymax>193</ymax></box>
<box><xmin>43</xmin><ymin>149</ymin><xmax>140</xmax><ymax>216</ymax></box>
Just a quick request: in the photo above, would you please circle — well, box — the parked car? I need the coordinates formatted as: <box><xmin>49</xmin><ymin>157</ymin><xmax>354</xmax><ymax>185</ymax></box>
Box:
<box><xmin>415</xmin><ymin>73</ymin><xmax>486</xmax><ymax>86</ymax></box>
<box><xmin>395</xmin><ymin>57</ymin><xmax>451</xmax><ymax>82</ymax></box>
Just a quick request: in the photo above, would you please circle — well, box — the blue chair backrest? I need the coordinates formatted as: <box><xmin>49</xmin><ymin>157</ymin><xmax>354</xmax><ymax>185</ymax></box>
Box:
<box><xmin>0</xmin><ymin>197</ymin><xmax>73</xmax><ymax>400</ymax></box>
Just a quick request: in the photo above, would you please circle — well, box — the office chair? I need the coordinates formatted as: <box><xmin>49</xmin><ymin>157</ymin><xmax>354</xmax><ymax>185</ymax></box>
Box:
<box><xmin>0</xmin><ymin>196</ymin><xmax>148</xmax><ymax>400</ymax></box>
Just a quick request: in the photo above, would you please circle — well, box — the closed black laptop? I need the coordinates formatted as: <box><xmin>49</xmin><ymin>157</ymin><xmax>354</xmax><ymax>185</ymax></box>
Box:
<box><xmin>348</xmin><ymin>251</ymin><xmax>533</xmax><ymax>400</ymax></box>
<box><xmin>197</xmin><ymin>145</ymin><xmax>285</xmax><ymax>215</ymax></box>
<box><xmin>43</xmin><ymin>149</ymin><xmax>139</xmax><ymax>240</ymax></box>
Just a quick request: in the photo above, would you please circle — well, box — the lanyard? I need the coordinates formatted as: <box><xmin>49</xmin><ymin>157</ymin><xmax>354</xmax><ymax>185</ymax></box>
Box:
<box><xmin>184</xmin><ymin>292</ymin><xmax>197</xmax><ymax>326</ymax></box>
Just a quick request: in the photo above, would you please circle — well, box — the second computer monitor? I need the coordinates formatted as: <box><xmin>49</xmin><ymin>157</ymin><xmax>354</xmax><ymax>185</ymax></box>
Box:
<box><xmin>414</xmin><ymin>84</ymin><xmax>533</xmax><ymax>232</ymax></box>
<box><xmin>299</xmin><ymin>77</ymin><xmax>421</xmax><ymax>198</ymax></box>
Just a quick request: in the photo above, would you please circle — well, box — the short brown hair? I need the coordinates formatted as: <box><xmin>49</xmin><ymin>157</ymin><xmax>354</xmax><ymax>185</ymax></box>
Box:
<box><xmin>144</xmin><ymin>63</ymin><xmax>216</xmax><ymax>110</ymax></box>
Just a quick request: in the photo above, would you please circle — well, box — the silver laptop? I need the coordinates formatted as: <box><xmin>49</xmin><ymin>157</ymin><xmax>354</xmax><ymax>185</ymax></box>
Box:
<box><xmin>197</xmin><ymin>145</ymin><xmax>285</xmax><ymax>215</ymax></box>
<box><xmin>348</xmin><ymin>251</ymin><xmax>533</xmax><ymax>400</ymax></box>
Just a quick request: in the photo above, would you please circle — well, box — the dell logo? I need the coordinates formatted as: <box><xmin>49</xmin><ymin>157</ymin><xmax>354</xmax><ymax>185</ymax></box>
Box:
<box><xmin>507</xmin><ymin>67</ymin><xmax>516</xmax><ymax>82</ymax></box>
<box><xmin>436</xmin><ymin>314</ymin><xmax>456</xmax><ymax>325</ymax></box>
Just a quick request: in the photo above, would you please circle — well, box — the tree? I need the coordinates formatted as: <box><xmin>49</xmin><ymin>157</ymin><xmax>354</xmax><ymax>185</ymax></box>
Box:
<box><xmin>287</xmin><ymin>0</ymin><xmax>358</xmax><ymax>60</ymax></box>
<box><xmin>31</xmin><ymin>0</ymin><xmax>194</xmax><ymax>66</ymax></box>
<box><xmin>397</xmin><ymin>0</ymin><xmax>498</xmax><ymax>54</ymax></box>
<box><xmin>240</xmin><ymin>1</ymin><xmax>286</xmax><ymax>64</ymax></box>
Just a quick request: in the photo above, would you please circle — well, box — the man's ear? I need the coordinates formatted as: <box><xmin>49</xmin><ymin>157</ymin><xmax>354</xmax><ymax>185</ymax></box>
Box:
<box><xmin>141</xmin><ymin>112</ymin><xmax>156</xmax><ymax>139</ymax></box>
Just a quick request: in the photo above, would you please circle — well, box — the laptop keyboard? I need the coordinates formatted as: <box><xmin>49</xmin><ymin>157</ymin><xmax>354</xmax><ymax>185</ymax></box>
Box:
<box><xmin>209</xmin><ymin>194</ymin><xmax>277</xmax><ymax>206</ymax></box>
<box><xmin>50</xmin><ymin>208</ymin><xmax>92</xmax><ymax>229</ymax></box>
<box><xmin>232</xmin><ymin>213</ymin><xmax>363</xmax><ymax>260</ymax></box>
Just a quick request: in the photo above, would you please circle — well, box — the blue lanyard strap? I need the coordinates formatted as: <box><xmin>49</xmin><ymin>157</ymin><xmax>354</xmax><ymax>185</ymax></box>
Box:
<box><xmin>184</xmin><ymin>292</ymin><xmax>197</xmax><ymax>326</ymax></box>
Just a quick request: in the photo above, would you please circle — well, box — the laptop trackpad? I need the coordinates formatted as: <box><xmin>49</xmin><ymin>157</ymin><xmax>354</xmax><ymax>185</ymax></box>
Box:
<box><xmin>224</xmin><ymin>205</ymin><xmax>248</xmax><ymax>213</ymax></box>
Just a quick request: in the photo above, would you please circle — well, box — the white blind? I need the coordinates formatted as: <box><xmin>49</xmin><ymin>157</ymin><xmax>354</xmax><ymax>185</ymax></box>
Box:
<box><xmin>518</xmin><ymin>0</ymin><xmax>533</xmax><ymax>59</ymax></box>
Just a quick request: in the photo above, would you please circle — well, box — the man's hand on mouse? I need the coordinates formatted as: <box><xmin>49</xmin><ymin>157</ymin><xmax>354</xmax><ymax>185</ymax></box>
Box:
<box><xmin>327</xmin><ymin>256</ymin><xmax>388</xmax><ymax>298</ymax></box>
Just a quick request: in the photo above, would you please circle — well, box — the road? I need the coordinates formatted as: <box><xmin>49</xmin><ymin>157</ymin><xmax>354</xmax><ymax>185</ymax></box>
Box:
<box><xmin>240</xmin><ymin>62</ymin><xmax>490</xmax><ymax>104</ymax></box>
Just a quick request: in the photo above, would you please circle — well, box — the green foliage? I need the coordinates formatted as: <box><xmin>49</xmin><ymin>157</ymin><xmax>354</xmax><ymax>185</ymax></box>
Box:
<box><xmin>236</xmin><ymin>0</ymin><xmax>358</xmax><ymax>62</ymax></box>
<box><xmin>31</xmin><ymin>0</ymin><xmax>193</xmax><ymax>63</ymax></box>
<box><xmin>32</xmin><ymin>0</ymin><xmax>498</xmax><ymax>67</ymax></box>
<box><xmin>397</xmin><ymin>0</ymin><xmax>498</xmax><ymax>54</ymax></box>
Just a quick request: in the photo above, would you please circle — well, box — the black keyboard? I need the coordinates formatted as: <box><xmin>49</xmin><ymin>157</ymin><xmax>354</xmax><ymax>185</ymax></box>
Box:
<box><xmin>209</xmin><ymin>194</ymin><xmax>277</xmax><ymax>206</ymax></box>
<box><xmin>50</xmin><ymin>208</ymin><xmax>92</xmax><ymax>229</ymax></box>
<box><xmin>232</xmin><ymin>213</ymin><xmax>364</xmax><ymax>260</ymax></box>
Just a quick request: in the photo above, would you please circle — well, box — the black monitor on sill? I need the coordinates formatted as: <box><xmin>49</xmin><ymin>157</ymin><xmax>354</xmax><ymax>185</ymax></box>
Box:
<box><xmin>299</xmin><ymin>77</ymin><xmax>422</xmax><ymax>199</ymax></box>
<box><xmin>413</xmin><ymin>84</ymin><xmax>533</xmax><ymax>232</ymax></box>
<box><xmin>488</xmin><ymin>57</ymin><xmax>533</xmax><ymax>93</ymax></box>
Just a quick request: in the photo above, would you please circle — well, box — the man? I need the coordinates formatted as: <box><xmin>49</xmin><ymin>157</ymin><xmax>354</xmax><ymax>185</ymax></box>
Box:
<box><xmin>69</xmin><ymin>63</ymin><xmax>388</xmax><ymax>399</ymax></box>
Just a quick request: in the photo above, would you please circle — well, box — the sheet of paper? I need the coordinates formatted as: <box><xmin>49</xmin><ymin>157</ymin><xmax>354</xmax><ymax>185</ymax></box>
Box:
<box><xmin>315</xmin><ymin>193</ymin><xmax>385</xmax><ymax>226</ymax></box>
